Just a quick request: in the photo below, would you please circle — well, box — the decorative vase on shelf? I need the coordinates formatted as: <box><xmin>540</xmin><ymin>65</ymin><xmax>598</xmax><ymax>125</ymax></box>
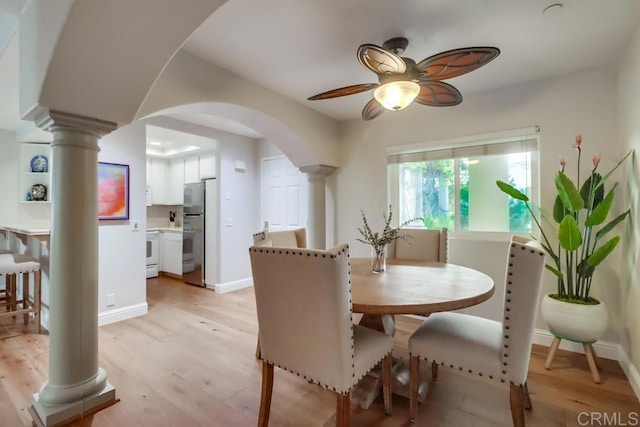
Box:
<box><xmin>31</xmin><ymin>183</ymin><xmax>47</xmax><ymax>201</ymax></box>
<box><xmin>371</xmin><ymin>245</ymin><xmax>387</xmax><ymax>273</ymax></box>
<box><xmin>30</xmin><ymin>154</ymin><xmax>48</xmax><ymax>172</ymax></box>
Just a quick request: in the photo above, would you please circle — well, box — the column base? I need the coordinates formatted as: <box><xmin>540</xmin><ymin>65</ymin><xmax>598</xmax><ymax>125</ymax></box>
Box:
<box><xmin>29</xmin><ymin>381</ymin><xmax>117</xmax><ymax>426</ymax></box>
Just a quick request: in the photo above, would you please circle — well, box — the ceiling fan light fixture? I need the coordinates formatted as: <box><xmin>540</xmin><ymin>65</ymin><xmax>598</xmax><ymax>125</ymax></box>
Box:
<box><xmin>374</xmin><ymin>81</ymin><xmax>420</xmax><ymax>111</ymax></box>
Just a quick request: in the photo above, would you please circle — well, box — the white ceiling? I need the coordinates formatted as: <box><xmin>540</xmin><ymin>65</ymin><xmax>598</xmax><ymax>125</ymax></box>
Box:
<box><xmin>183</xmin><ymin>0</ymin><xmax>640</xmax><ymax>121</ymax></box>
<box><xmin>145</xmin><ymin>124</ymin><xmax>218</xmax><ymax>159</ymax></box>
<box><xmin>1</xmin><ymin>0</ymin><xmax>640</xmax><ymax>141</ymax></box>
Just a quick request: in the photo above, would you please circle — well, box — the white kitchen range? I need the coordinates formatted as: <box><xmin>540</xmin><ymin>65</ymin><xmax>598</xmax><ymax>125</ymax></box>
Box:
<box><xmin>146</xmin><ymin>230</ymin><xmax>159</xmax><ymax>278</ymax></box>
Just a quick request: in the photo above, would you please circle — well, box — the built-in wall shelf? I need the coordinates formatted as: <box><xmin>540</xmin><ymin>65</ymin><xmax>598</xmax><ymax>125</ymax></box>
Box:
<box><xmin>20</xmin><ymin>143</ymin><xmax>52</xmax><ymax>204</ymax></box>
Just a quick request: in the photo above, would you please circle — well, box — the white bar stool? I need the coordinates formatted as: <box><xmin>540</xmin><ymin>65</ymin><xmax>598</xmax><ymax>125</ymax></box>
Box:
<box><xmin>0</xmin><ymin>253</ymin><xmax>42</xmax><ymax>333</ymax></box>
<box><xmin>0</xmin><ymin>249</ymin><xmax>15</xmax><ymax>311</ymax></box>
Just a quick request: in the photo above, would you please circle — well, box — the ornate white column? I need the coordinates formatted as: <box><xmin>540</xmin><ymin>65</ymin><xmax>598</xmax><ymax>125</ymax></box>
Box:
<box><xmin>299</xmin><ymin>165</ymin><xmax>336</xmax><ymax>249</ymax></box>
<box><xmin>30</xmin><ymin>111</ymin><xmax>118</xmax><ymax>426</ymax></box>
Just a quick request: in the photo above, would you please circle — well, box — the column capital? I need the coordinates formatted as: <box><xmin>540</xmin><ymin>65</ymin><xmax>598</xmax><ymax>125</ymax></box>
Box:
<box><xmin>35</xmin><ymin>110</ymin><xmax>118</xmax><ymax>138</ymax></box>
<box><xmin>299</xmin><ymin>164</ymin><xmax>337</xmax><ymax>182</ymax></box>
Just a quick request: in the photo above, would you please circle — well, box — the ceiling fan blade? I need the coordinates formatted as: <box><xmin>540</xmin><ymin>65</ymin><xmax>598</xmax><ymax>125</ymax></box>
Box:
<box><xmin>415</xmin><ymin>47</ymin><xmax>500</xmax><ymax>81</ymax></box>
<box><xmin>358</xmin><ymin>44</ymin><xmax>406</xmax><ymax>75</ymax></box>
<box><xmin>362</xmin><ymin>98</ymin><xmax>386</xmax><ymax>121</ymax></box>
<box><xmin>308</xmin><ymin>83</ymin><xmax>379</xmax><ymax>100</ymax></box>
<box><xmin>415</xmin><ymin>81</ymin><xmax>463</xmax><ymax>107</ymax></box>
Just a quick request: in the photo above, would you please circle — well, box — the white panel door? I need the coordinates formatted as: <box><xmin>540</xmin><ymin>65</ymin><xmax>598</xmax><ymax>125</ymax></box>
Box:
<box><xmin>261</xmin><ymin>156</ymin><xmax>307</xmax><ymax>232</ymax></box>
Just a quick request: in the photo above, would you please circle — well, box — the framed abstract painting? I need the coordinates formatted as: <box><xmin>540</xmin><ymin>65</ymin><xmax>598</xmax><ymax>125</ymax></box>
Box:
<box><xmin>98</xmin><ymin>162</ymin><xmax>130</xmax><ymax>220</ymax></box>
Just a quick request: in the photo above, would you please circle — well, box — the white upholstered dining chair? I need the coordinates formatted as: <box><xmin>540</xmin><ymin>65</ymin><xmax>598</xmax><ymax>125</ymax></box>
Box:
<box><xmin>252</xmin><ymin>227</ymin><xmax>307</xmax><ymax>249</ymax></box>
<box><xmin>408</xmin><ymin>235</ymin><xmax>545</xmax><ymax>426</ymax></box>
<box><xmin>387</xmin><ymin>228</ymin><xmax>448</xmax><ymax>262</ymax></box>
<box><xmin>251</xmin><ymin>227</ymin><xmax>308</xmax><ymax>359</ymax></box>
<box><xmin>249</xmin><ymin>243</ymin><xmax>393</xmax><ymax>426</ymax></box>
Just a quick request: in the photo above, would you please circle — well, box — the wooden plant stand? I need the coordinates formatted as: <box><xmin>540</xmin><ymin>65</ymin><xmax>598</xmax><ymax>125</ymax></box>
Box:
<box><xmin>544</xmin><ymin>336</ymin><xmax>601</xmax><ymax>383</ymax></box>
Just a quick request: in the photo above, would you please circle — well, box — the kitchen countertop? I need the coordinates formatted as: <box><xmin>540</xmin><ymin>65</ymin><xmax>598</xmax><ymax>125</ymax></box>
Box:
<box><xmin>1</xmin><ymin>223</ymin><xmax>183</xmax><ymax>235</ymax></box>
<box><xmin>0</xmin><ymin>223</ymin><xmax>51</xmax><ymax>236</ymax></box>
<box><xmin>147</xmin><ymin>226</ymin><xmax>182</xmax><ymax>233</ymax></box>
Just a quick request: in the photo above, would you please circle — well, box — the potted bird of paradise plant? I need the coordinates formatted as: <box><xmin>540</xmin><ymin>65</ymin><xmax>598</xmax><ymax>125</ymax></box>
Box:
<box><xmin>497</xmin><ymin>135</ymin><xmax>631</xmax><ymax>348</ymax></box>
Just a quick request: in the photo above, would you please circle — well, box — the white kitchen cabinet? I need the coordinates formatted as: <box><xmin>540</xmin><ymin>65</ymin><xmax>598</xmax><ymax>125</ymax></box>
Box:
<box><xmin>199</xmin><ymin>152</ymin><xmax>216</xmax><ymax>179</ymax></box>
<box><xmin>184</xmin><ymin>153</ymin><xmax>216</xmax><ymax>184</ymax></box>
<box><xmin>147</xmin><ymin>157</ymin><xmax>185</xmax><ymax>205</ymax></box>
<box><xmin>166</xmin><ymin>158</ymin><xmax>185</xmax><ymax>205</ymax></box>
<box><xmin>149</xmin><ymin>158</ymin><xmax>168</xmax><ymax>205</ymax></box>
<box><xmin>161</xmin><ymin>231</ymin><xmax>182</xmax><ymax>276</ymax></box>
<box><xmin>184</xmin><ymin>156</ymin><xmax>200</xmax><ymax>184</ymax></box>
<box><xmin>20</xmin><ymin>143</ymin><xmax>52</xmax><ymax>203</ymax></box>
<box><xmin>157</xmin><ymin>231</ymin><xmax>164</xmax><ymax>271</ymax></box>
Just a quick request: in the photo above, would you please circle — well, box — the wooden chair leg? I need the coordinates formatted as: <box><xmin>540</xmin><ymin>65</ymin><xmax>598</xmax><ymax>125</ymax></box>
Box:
<box><xmin>2</xmin><ymin>275</ymin><xmax>9</xmax><ymax>312</ymax></box>
<box><xmin>523</xmin><ymin>381</ymin><xmax>532</xmax><ymax>410</ymax></box>
<box><xmin>9</xmin><ymin>274</ymin><xmax>16</xmax><ymax>315</ymax></box>
<box><xmin>336</xmin><ymin>392</ymin><xmax>350</xmax><ymax>427</ymax></box>
<box><xmin>509</xmin><ymin>383</ymin><xmax>525</xmax><ymax>427</ymax></box>
<box><xmin>409</xmin><ymin>355</ymin><xmax>420</xmax><ymax>422</ymax></box>
<box><xmin>381</xmin><ymin>352</ymin><xmax>392</xmax><ymax>416</ymax></box>
<box><xmin>34</xmin><ymin>270</ymin><xmax>41</xmax><ymax>333</ymax></box>
<box><xmin>544</xmin><ymin>337</ymin><xmax>561</xmax><ymax>370</ymax></box>
<box><xmin>584</xmin><ymin>343</ymin><xmax>601</xmax><ymax>383</ymax></box>
<box><xmin>431</xmin><ymin>360</ymin><xmax>438</xmax><ymax>380</ymax></box>
<box><xmin>255</xmin><ymin>334</ymin><xmax>261</xmax><ymax>359</ymax></box>
<box><xmin>22</xmin><ymin>272</ymin><xmax>29</xmax><ymax>325</ymax></box>
<box><xmin>258</xmin><ymin>362</ymin><xmax>274</xmax><ymax>427</ymax></box>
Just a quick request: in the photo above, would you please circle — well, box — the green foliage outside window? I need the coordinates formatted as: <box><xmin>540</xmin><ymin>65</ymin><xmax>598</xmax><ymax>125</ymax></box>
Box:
<box><xmin>399</xmin><ymin>154</ymin><xmax>533</xmax><ymax>232</ymax></box>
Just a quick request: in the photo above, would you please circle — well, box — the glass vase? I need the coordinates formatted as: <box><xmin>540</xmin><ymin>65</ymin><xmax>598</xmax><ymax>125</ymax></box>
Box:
<box><xmin>371</xmin><ymin>245</ymin><xmax>387</xmax><ymax>273</ymax></box>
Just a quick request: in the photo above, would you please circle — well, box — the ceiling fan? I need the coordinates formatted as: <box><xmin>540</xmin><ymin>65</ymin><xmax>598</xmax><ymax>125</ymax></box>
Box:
<box><xmin>307</xmin><ymin>37</ymin><xmax>500</xmax><ymax>121</ymax></box>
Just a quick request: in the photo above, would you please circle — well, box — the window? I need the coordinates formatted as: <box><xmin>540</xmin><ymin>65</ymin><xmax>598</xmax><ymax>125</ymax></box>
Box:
<box><xmin>387</xmin><ymin>129</ymin><xmax>539</xmax><ymax>234</ymax></box>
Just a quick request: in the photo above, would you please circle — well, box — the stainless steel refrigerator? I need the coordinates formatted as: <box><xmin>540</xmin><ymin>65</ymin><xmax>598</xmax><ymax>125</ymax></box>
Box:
<box><xmin>183</xmin><ymin>181</ymin><xmax>208</xmax><ymax>286</ymax></box>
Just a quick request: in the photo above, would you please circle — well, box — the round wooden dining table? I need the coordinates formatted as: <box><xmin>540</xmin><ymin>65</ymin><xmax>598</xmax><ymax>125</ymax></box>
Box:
<box><xmin>348</xmin><ymin>258</ymin><xmax>495</xmax><ymax>408</ymax></box>
<box><xmin>350</xmin><ymin>258</ymin><xmax>495</xmax><ymax>332</ymax></box>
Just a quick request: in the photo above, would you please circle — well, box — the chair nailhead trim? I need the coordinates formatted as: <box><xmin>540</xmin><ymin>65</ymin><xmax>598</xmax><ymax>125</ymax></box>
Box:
<box><xmin>263</xmin><ymin>351</ymin><xmax>391</xmax><ymax>395</ymax></box>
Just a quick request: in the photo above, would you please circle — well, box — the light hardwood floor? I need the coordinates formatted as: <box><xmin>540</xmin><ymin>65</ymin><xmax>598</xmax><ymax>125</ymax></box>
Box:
<box><xmin>1</xmin><ymin>276</ymin><xmax>638</xmax><ymax>426</ymax></box>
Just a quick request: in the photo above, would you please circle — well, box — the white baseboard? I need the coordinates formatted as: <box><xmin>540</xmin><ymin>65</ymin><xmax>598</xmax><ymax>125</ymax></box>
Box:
<box><xmin>627</xmin><ymin>362</ymin><xmax>640</xmax><ymax>401</ymax></box>
<box><xmin>98</xmin><ymin>302</ymin><xmax>148</xmax><ymax>326</ymax></box>
<box><xmin>211</xmin><ymin>277</ymin><xmax>253</xmax><ymax>294</ymax></box>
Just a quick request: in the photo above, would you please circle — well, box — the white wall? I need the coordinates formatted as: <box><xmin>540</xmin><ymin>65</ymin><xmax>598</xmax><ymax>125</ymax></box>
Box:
<box><xmin>217</xmin><ymin>134</ymin><xmax>259</xmax><ymax>288</ymax></box>
<box><xmin>0</xmin><ymin>121</ymin><xmax>149</xmax><ymax>327</ymax></box>
<box><xmin>336</xmin><ymin>67</ymin><xmax>621</xmax><ymax>338</ymax></box>
<box><xmin>257</xmin><ymin>137</ymin><xmax>284</xmax><ymax>159</ymax></box>
<box><xmin>618</xmin><ymin>22</ymin><xmax>640</xmax><ymax>372</ymax></box>
<box><xmin>139</xmin><ymin>50</ymin><xmax>339</xmax><ymax>168</ymax></box>
<box><xmin>0</xmin><ymin>130</ymin><xmax>22</xmax><ymax>220</ymax></box>
<box><xmin>96</xmin><ymin>121</ymin><xmax>148</xmax><ymax>324</ymax></box>
<box><xmin>0</xmin><ymin>130</ymin><xmax>52</xmax><ymax>223</ymax></box>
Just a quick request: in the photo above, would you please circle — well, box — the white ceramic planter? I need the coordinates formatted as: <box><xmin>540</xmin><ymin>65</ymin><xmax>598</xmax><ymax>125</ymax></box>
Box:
<box><xmin>540</xmin><ymin>293</ymin><xmax>608</xmax><ymax>343</ymax></box>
